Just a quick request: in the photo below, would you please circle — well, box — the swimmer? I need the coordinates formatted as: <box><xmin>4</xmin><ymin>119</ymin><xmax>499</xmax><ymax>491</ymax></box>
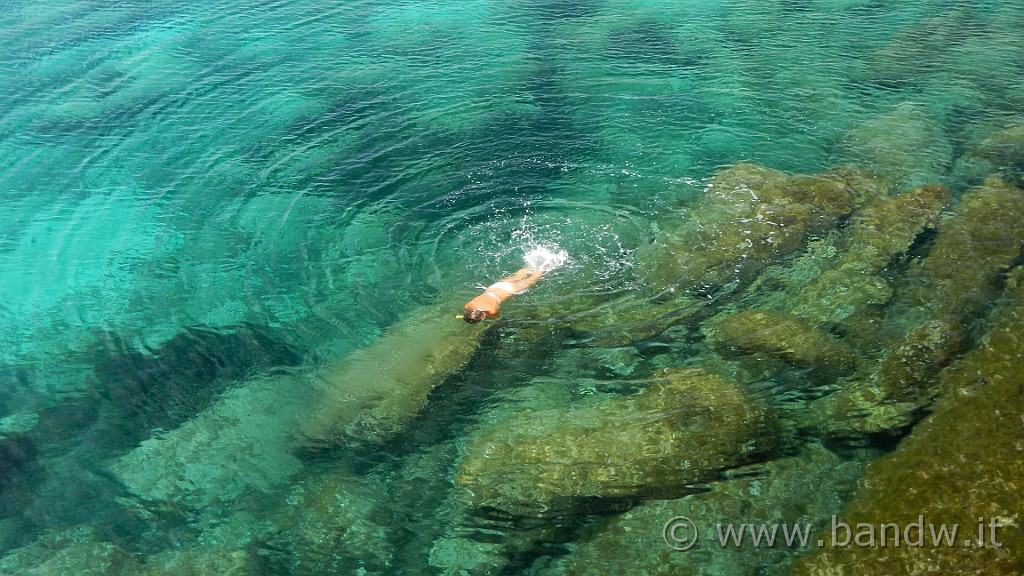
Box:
<box><xmin>461</xmin><ymin>267</ymin><xmax>544</xmax><ymax>323</ymax></box>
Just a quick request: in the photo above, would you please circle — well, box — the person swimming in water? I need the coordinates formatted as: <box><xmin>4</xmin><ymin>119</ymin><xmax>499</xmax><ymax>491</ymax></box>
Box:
<box><xmin>461</xmin><ymin>266</ymin><xmax>544</xmax><ymax>323</ymax></box>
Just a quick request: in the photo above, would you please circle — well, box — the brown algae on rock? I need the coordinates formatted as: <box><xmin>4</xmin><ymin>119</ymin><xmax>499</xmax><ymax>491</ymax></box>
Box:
<box><xmin>454</xmin><ymin>368</ymin><xmax>776</xmax><ymax>518</ymax></box>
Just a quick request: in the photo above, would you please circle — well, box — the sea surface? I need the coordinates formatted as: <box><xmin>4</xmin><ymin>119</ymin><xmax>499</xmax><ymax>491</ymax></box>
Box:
<box><xmin>1</xmin><ymin>0</ymin><xmax>1023</xmax><ymax>574</ymax></box>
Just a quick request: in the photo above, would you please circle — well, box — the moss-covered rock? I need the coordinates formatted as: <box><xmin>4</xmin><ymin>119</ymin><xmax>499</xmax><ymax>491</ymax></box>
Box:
<box><xmin>454</xmin><ymin>368</ymin><xmax>776</xmax><ymax>518</ymax></box>
<box><xmin>791</xmin><ymin>184</ymin><xmax>949</xmax><ymax>328</ymax></box>
<box><xmin>300</xmin><ymin>304</ymin><xmax>487</xmax><ymax>449</ymax></box>
<box><xmin>637</xmin><ymin>163</ymin><xmax>881</xmax><ymax>294</ymax></box>
<box><xmin>708</xmin><ymin>310</ymin><xmax>856</xmax><ymax>382</ymax></box>
<box><xmin>792</xmin><ymin>277</ymin><xmax>1024</xmax><ymax>575</ymax></box>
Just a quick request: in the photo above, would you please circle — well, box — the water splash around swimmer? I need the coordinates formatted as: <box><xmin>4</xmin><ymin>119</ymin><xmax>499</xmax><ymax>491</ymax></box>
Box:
<box><xmin>524</xmin><ymin>245</ymin><xmax>569</xmax><ymax>272</ymax></box>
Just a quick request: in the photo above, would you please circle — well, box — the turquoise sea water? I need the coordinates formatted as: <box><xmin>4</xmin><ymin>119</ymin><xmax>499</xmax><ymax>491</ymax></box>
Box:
<box><xmin>1</xmin><ymin>0</ymin><xmax>1023</xmax><ymax>573</ymax></box>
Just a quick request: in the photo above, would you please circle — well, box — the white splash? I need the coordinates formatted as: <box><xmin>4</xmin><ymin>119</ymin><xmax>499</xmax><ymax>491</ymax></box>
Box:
<box><xmin>524</xmin><ymin>245</ymin><xmax>569</xmax><ymax>272</ymax></box>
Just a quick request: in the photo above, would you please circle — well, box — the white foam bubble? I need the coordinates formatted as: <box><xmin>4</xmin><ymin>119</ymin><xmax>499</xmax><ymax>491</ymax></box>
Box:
<box><xmin>524</xmin><ymin>245</ymin><xmax>569</xmax><ymax>272</ymax></box>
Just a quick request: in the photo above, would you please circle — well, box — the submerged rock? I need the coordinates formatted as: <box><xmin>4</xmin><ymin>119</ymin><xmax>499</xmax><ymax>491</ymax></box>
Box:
<box><xmin>900</xmin><ymin>176</ymin><xmax>1024</xmax><ymax>320</ymax></box>
<box><xmin>969</xmin><ymin>122</ymin><xmax>1024</xmax><ymax>186</ymax></box>
<box><xmin>793</xmin><ymin>276</ymin><xmax>1024</xmax><ymax>575</ymax></box>
<box><xmin>564</xmin><ymin>163</ymin><xmax>886</xmax><ymax>347</ymax></box>
<box><xmin>300</xmin><ymin>304</ymin><xmax>487</xmax><ymax>449</ymax></box>
<box><xmin>838</xmin><ymin>102</ymin><xmax>952</xmax><ymax>191</ymax></box>
<box><xmin>108</xmin><ymin>375</ymin><xmax>306</xmax><ymax>513</ymax></box>
<box><xmin>637</xmin><ymin>163</ymin><xmax>877</xmax><ymax>294</ymax></box>
<box><xmin>0</xmin><ymin>527</ymin><xmax>141</xmax><ymax>576</ymax></box>
<box><xmin>140</xmin><ymin>548</ymin><xmax>261</xmax><ymax>575</ymax></box>
<box><xmin>790</xmin><ymin>184</ymin><xmax>949</xmax><ymax>329</ymax></box>
<box><xmin>454</xmin><ymin>368</ymin><xmax>776</xmax><ymax>518</ymax></box>
<box><xmin>806</xmin><ymin>317</ymin><xmax>967</xmax><ymax>442</ymax></box>
<box><xmin>708</xmin><ymin>310</ymin><xmax>856</xmax><ymax>383</ymax></box>
<box><xmin>263</xmin><ymin>468</ymin><xmax>394</xmax><ymax>575</ymax></box>
<box><xmin>554</xmin><ymin>443</ymin><xmax>869</xmax><ymax>576</ymax></box>
<box><xmin>0</xmin><ymin>525</ymin><xmax>262</xmax><ymax>576</ymax></box>
<box><xmin>806</xmin><ymin>177</ymin><xmax>1023</xmax><ymax>443</ymax></box>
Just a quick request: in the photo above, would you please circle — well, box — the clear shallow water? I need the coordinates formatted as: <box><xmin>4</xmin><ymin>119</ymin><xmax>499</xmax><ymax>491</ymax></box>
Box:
<box><xmin>1</xmin><ymin>0</ymin><xmax>1023</xmax><ymax>573</ymax></box>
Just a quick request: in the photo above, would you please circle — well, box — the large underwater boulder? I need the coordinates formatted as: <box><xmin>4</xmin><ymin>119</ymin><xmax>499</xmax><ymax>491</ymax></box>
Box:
<box><xmin>454</xmin><ymin>368</ymin><xmax>776</xmax><ymax>518</ymax></box>
<box><xmin>300</xmin><ymin>304</ymin><xmax>487</xmax><ymax>449</ymax></box>
<box><xmin>554</xmin><ymin>443</ymin><xmax>868</xmax><ymax>576</ymax></box>
<box><xmin>708</xmin><ymin>309</ymin><xmax>856</xmax><ymax>383</ymax></box>
<box><xmin>563</xmin><ymin>163</ymin><xmax>886</xmax><ymax>347</ymax></box>
<box><xmin>806</xmin><ymin>317</ymin><xmax>967</xmax><ymax>442</ymax></box>
<box><xmin>969</xmin><ymin>122</ymin><xmax>1024</xmax><ymax>186</ymax></box>
<box><xmin>790</xmin><ymin>183</ymin><xmax>949</xmax><ymax>330</ymax></box>
<box><xmin>0</xmin><ymin>527</ymin><xmax>141</xmax><ymax>576</ymax></box>
<box><xmin>807</xmin><ymin>176</ymin><xmax>1024</xmax><ymax>442</ymax></box>
<box><xmin>838</xmin><ymin>102</ymin><xmax>953</xmax><ymax>192</ymax></box>
<box><xmin>0</xmin><ymin>526</ymin><xmax>261</xmax><ymax>576</ymax></box>
<box><xmin>792</xmin><ymin>273</ymin><xmax>1024</xmax><ymax>575</ymax></box>
<box><xmin>901</xmin><ymin>176</ymin><xmax>1024</xmax><ymax>319</ymax></box>
<box><xmin>108</xmin><ymin>375</ymin><xmax>306</xmax><ymax>513</ymax></box>
<box><xmin>637</xmin><ymin>163</ymin><xmax>881</xmax><ymax>294</ymax></box>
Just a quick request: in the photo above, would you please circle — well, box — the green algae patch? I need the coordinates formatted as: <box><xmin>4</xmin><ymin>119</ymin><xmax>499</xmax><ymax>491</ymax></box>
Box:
<box><xmin>793</xmin><ymin>279</ymin><xmax>1024</xmax><ymax>575</ymax></box>
<box><xmin>300</xmin><ymin>304</ymin><xmax>487</xmax><ymax>449</ymax></box>
<box><xmin>709</xmin><ymin>309</ymin><xmax>856</xmax><ymax>381</ymax></box>
<box><xmin>454</xmin><ymin>368</ymin><xmax>776</xmax><ymax>518</ymax></box>
<box><xmin>637</xmin><ymin>163</ymin><xmax>882</xmax><ymax>294</ymax></box>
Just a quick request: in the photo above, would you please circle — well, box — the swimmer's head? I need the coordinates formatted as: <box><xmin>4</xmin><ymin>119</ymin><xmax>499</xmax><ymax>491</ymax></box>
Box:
<box><xmin>462</xmin><ymin>309</ymin><xmax>487</xmax><ymax>323</ymax></box>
